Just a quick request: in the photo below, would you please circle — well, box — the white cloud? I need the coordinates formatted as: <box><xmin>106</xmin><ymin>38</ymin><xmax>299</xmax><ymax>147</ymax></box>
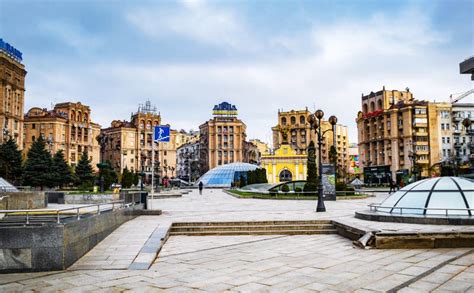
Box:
<box><xmin>25</xmin><ymin>5</ymin><xmax>472</xmax><ymax>146</ymax></box>
<box><xmin>126</xmin><ymin>0</ymin><xmax>256</xmax><ymax>51</ymax></box>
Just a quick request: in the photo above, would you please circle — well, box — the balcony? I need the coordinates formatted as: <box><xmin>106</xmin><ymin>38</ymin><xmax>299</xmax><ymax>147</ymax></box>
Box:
<box><xmin>453</xmin><ymin>116</ymin><xmax>463</xmax><ymax>122</ymax></box>
<box><xmin>415</xmin><ymin>149</ymin><xmax>429</xmax><ymax>155</ymax></box>
<box><xmin>414</xmin><ymin>132</ymin><xmax>428</xmax><ymax>136</ymax></box>
<box><xmin>454</xmin><ymin>142</ymin><xmax>462</xmax><ymax>148</ymax></box>
<box><xmin>417</xmin><ymin>159</ymin><xmax>429</xmax><ymax>164</ymax></box>
<box><xmin>414</xmin><ymin>141</ymin><xmax>429</xmax><ymax>146</ymax></box>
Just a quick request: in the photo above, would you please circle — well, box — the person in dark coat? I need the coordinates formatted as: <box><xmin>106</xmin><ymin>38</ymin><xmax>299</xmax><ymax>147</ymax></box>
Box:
<box><xmin>389</xmin><ymin>180</ymin><xmax>396</xmax><ymax>194</ymax></box>
<box><xmin>198</xmin><ymin>181</ymin><xmax>204</xmax><ymax>195</ymax></box>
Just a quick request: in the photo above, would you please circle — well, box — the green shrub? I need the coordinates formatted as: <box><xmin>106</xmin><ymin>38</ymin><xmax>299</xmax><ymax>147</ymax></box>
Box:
<box><xmin>295</xmin><ymin>187</ymin><xmax>302</xmax><ymax>192</ymax></box>
<box><xmin>281</xmin><ymin>184</ymin><xmax>290</xmax><ymax>193</ymax></box>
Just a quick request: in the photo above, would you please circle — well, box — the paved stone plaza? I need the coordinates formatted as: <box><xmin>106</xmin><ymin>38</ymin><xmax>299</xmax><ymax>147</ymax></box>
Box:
<box><xmin>0</xmin><ymin>189</ymin><xmax>473</xmax><ymax>292</ymax></box>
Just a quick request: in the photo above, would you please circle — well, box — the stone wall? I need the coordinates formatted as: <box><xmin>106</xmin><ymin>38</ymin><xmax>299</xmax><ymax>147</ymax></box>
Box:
<box><xmin>0</xmin><ymin>205</ymin><xmax>143</xmax><ymax>272</ymax></box>
<box><xmin>64</xmin><ymin>193</ymin><xmax>121</xmax><ymax>204</ymax></box>
<box><xmin>0</xmin><ymin>192</ymin><xmax>46</xmax><ymax>210</ymax></box>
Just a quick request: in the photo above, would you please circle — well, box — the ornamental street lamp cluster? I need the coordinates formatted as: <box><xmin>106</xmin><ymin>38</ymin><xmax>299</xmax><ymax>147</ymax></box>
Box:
<box><xmin>308</xmin><ymin>110</ymin><xmax>338</xmax><ymax>213</ymax></box>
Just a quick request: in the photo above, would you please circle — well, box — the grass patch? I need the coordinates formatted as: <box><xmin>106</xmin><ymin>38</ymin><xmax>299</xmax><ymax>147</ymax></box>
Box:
<box><xmin>226</xmin><ymin>189</ymin><xmax>368</xmax><ymax>200</ymax></box>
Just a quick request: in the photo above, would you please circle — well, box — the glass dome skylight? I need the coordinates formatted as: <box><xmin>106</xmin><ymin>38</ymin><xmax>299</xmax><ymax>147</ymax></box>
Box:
<box><xmin>197</xmin><ymin>163</ymin><xmax>260</xmax><ymax>187</ymax></box>
<box><xmin>378</xmin><ymin>177</ymin><xmax>473</xmax><ymax>216</ymax></box>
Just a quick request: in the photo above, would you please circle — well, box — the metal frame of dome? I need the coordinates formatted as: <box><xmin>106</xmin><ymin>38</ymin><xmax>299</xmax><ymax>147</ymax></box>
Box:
<box><xmin>373</xmin><ymin>177</ymin><xmax>473</xmax><ymax>216</ymax></box>
<box><xmin>196</xmin><ymin>163</ymin><xmax>260</xmax><ymax>187</ymax></box>
<box><xmin>355</xmin><ymin>177</ymin><xmax>474</xmax><ymax>225</ymax></box>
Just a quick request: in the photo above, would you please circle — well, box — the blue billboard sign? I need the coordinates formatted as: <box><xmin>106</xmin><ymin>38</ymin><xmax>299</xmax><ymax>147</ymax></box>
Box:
<box><xmin>153</xmin><ymin>125</ymin><xmax>170</xmax><ymax>142</ymax></box>
<box><xmin>0</xmin><ymin>39</ymin><xmax>23</xmax><ymax>62</ymax></box>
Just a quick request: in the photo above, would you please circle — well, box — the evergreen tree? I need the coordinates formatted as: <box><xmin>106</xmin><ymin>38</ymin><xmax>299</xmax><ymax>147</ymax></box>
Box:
<box><xmin>23</xmin><ymin>136</ymin><xmax>53</xmax><ymax>190</ymax></box>
<box><xmin>75</xmin><ymin>151</ymin><xmax>95</xmax><ymax>190</ymax></box>
<box><xmin>51</xmin><ymin>150</ymin><xmax>73</xmax><ymax>188</ymax></box>
<box><xmin>304</xmin><ymin>141</ymin><xmax>318</xmax><ymax>192</ymax></box>
<box><xmin>0</xmin><ymin>138</ymin><xmax>23</xmax><ymax>185</ymax></box>
<box><xmin>121</xmin><ymin>167</ymin><xmax>133</xmax><ymax>188</ymax></box>
<box><xmin>101</xmin><ymin>162</ymin><xmax>118</xmax><ymax>191</ymax></box>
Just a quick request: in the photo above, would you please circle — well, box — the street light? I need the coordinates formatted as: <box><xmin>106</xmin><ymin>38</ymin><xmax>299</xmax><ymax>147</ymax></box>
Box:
<box><xmin>463</xmin><ymin>118</ymin><xmax>473</xmax><ymax>172</ymax></box>
<box><xmin>308</xmin><ymin>110</ymin><xmax>338</xmax><ymax>212</ymax></box>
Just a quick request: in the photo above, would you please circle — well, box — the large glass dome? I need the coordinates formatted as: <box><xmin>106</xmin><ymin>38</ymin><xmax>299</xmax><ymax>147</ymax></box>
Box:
<box><xmin>378</xmin><ymin>177</ymin><xmax>473</xmax><ymax>216</ymax></box>
<box><xmin>197</xmin><ymin>163</ymin><xmax>260</xmax><ymax>187</ymax></box>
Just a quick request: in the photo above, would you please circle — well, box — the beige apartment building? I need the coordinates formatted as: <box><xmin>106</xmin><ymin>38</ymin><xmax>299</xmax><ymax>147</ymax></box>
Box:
<box><xmin>271</xmin><ymin>108</ymin><xmax>350</xmax><ymax>175</ymax></box>
<box><xmin>23</xmin><ymin>102</ymin><xmax>101</xmax><ymax>169</ymax></box>
<box><xmin>356</xmin><ymin>87</ymin><xmax>447</xmax><ymax>183</ymax></box>
<box><xmin>199</xmin><ymin>102</ymin><xmax>253</xmax><ymax>173</ymax></box>
<box><xmin>0</xmin><ymin>42</ymin><xmax>27</xmax><ymax>147</ymax></box>
<box><xmin>100</xmin><ymin>101</ymin><xmax>189</xmax><ymax>181</ymax></box>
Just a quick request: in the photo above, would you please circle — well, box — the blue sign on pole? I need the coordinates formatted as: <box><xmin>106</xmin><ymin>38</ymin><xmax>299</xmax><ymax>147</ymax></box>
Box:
<box><xmin>0</xmin><ymin>39</ymin><xmax>23</xmax><ymax>62</ymax></box>
<box><xmin>153</xmin><ymin>125</ymin><xmax>170</xmax><ymax>142</ymax></box>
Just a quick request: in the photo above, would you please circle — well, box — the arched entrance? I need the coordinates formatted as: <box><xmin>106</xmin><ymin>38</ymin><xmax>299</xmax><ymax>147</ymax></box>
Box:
<box><xmin>279</xmin><ymin>169</ymin><xmax>292</xmax><ymax>182</ymax></box>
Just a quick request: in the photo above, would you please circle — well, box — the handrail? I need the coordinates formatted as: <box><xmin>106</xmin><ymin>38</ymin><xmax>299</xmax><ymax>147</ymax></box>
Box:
<box><xmin>368</xmin><ymin>203</ymin><xmax>474</xmax><ymax>216</ymax></box>
<box><xmin>0</xmin><ymin>199</ymin><xmax>140</xmax><ymax>225</ymax></box>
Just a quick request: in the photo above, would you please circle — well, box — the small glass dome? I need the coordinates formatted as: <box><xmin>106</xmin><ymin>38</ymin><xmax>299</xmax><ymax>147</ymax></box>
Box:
<box><xmin>197</xmin><ymin>163</ymin><xmax>260</xmax><ymax>187</ymax></box>
<box><xmin>379</xmin><ymin>177</ymin><xmax>473</xmax><ymax>216</ymax></box>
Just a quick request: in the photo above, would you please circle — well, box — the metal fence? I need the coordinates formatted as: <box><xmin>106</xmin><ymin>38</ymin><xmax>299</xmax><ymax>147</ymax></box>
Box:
<box><xmin>369</xmin><ymin>203</ymin><xmax>474</xmax><ymax>217</ymax></box>
<box><xmin>0</xmin><ymin>200</ymin><xmax>140</xmax><ymax>225</ymax></box>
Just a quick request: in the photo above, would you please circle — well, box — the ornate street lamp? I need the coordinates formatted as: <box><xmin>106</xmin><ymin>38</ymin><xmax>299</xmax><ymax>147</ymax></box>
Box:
<box><xmin>463</xmin><ymin>118</ymin><xmax>473</xmax><ymax>171</ymax></box>
<box><xmin>308</xmin><ymin>110</ymin><xmax>338</xmax><ymax>212</ymax></box>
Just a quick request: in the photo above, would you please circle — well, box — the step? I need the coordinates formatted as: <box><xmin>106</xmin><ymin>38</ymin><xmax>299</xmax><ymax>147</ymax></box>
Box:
<box><xmin>169</xmin><ymin>229</ymin><xmax>338</xmax><ymax>236</ymax></box>
<box><xmin>170</xmin><ymin>224</ymin><xmax>335</xmax><ymax>232</ymax></box>
<box><xmin>171</xmin><ymin>220</ymin><xmax>332</xmax><ymax>227</ymax></box>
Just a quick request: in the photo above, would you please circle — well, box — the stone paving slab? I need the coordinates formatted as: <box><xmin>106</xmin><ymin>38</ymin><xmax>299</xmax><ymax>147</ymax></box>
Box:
<box><xmin>1</xmin><ymin>189</ymin><xmax>474</xmax><ymax>291</ymax></box>
<box><xmin>68</xmin><ymin>216</ymin><xmax>162</xmax><ymax>270</ymax></box>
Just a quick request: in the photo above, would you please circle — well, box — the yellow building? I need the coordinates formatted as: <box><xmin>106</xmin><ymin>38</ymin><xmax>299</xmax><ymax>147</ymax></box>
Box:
<box><xmin>249</xmin><ymin>139</ymin><xmax>270</xmax><ymax>156</ymax></box>
<box><xmin>23</xmin><ymin>102</ymin><xmax>101</xmax><ymax>170</ymax></box>
<box><xmin>261</xmin><ymin>144</ymin><xmax>307</xmax><ymax>183</ymax></box>
<box><xmin>272</xmin><ymin>108</ymin><xmax>350</xmax><ymax>175</ymax></box>
<box><xmin>0</xmin><ymin>39</ymin><xmax>27</xmax><ymax>147</ymax></box>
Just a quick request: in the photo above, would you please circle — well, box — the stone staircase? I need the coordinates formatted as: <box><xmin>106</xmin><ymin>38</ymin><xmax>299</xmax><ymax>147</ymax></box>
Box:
<box><xmin>169</xmin><ymin>220</ymin><xmax>338</xmax><ymax>236</ymax></box>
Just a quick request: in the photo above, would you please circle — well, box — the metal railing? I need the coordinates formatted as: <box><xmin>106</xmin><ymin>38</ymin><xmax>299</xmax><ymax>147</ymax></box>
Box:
<box><xmin>0</xmin><ymin>200</ymin><xmax>138</xmax><ymax>225</ymax></box>
<box><xmin>369</xmin><ymin>203</ymin><xmax>474</xmax><ymax>217</ymax></box>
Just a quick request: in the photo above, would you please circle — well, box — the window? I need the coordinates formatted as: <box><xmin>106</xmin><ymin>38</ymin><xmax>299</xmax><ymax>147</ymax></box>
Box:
<box><xmin>300</xmin><ymin>116</ymin><xmax>305</xmax><ymax>124</ymax></box>
<box><xmin>447</xmin><ymin>137</ymin><xmax>450</xmax><ymax>143</ymax></box>
<box><xmin>442</xmin><ymin>137</ymin><xmax>445</xmax><ymax>144</ymax></box>
<box><xmin>32</xmin><ymin>135</ymin><xmax>36</xmax><ymax>142</ymax></box>
<box><xmin>290</xmin><ymin>116</ymin><xmax>296</xmax><ymax>125</ymax></box>
<box><xmin>441</xmin><ymin>123</ymin><xmax>445</xmax><ymax>130</ymax></box>
<box><xmin>164</xmin><ymin>150</ymin><xmax>167</xmax><ymax>156</ymax></box>
<box><xmin>281</xmin><ymin>117</ymin><xmax>287</xmax><ymax>125</ymax></box>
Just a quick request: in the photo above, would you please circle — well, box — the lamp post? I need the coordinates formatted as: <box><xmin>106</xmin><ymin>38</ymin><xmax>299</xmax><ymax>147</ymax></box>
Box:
<box><xmin>463</xmin><ymin>118</ymin><xmax>473</xmax><ymax>172</ymax></box>
<box><xmin>96</xmin><ymin>134</ymin><xmax>108</xmax><ymax>193</ymax></box>
<box><xmin>308</xmin><ymin>110</ymin><xmax>338</xmax><ymax>212</ymax></box>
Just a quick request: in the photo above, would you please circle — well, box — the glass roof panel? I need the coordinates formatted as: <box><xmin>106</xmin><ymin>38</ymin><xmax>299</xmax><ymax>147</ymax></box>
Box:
<box><xmin>434</xmin><ymin>177</ymin><xmax>459</xmax><ymax>190</ymax></box>
<box><xmin>393</xmin><ymin>192</ymin><xmax>429</xmax><ymax>214</ymax></box>
<box><xmin>426</xmin><ymin>192</ymin><xmax>469</xmax><ymax>216</ymax></box>
<box><xmin>452</xmin><ymin>177</ymin><xmax>474</xmax><ymax>190</ymax></box>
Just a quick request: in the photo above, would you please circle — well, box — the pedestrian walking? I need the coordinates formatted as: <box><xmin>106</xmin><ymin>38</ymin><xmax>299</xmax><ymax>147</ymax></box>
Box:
<box><xmin>389</xmin><ymin>180</ymin><xmax>396</xmax><ymax>194</ymax></box>
<box><xmin>198</xmin><ymin>181</ymin><xmax>204</xmax><ymax>195</ymax></box>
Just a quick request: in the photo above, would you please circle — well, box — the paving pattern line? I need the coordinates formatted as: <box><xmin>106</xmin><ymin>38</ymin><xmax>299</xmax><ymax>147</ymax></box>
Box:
<box><xmin>388</xmin><ymin>248</ymin><xmax>474</xmax><ymax>293</ymax></box>
<box><xmin>159</xmin><ymin>235</ymin><xmax>290</xmax><ymax>259</ymax></box>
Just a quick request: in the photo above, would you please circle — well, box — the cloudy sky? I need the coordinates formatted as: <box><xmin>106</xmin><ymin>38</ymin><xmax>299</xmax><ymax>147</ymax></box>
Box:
<box><xmin>1</xmin><ymin>0</ymin><xmax>473</xmax><ymax>145</ymax></box>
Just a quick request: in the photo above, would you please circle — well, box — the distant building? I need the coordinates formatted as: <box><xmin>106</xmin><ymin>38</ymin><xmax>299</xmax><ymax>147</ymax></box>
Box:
<box><xmin>271</xmin><ymin>108</ymin><xmax>350</xmax><ymax>175</ymax></box>
<box><xmin>199</xmin><ymin>102</ymin><xmax>253</xmax><ymax>174</ymax></box>
<box><xmin>355</xmin><ymin>87</ymin><xmax>457</xmax><ymax>183</ymax></box>
<box><xmin>249</xmin><ymin>138</ymin><xmax>270</xmax><ymax>158</ymax></box>
<box><xmin>451</xmin><ymin>103</ymin><xmax>474</xmax><ymax>167</ymax></box>
<box><xmin>176</xmin><ymin>132</ymin><xmax>200</xmax><ymax>182</ymax></box>
<box><xmin>0</xmin><ymin>39</ymin><xmax>26</xmax><ymax>147</ymax></box>
<box><xmin>260</xmin><ymin>144</ymin><xmax>307</xmax><ymax>183</ymax></box>
<box><xmin>348</xmin><ymin>143</ymin><xmax>360</xmax><ymax>176</ymax></box>
<box><xmin>460</xmin><ymin>56</ymin><xmax>474</xmax><ymax>80</ymax></box>
<box><xmin>23</xmin><ymin>102</ymin><xmax>101</xmax><ymax>170</ymax></box>
<box><xmin>100</xmin><ymin>101</ymin><xmax>185</xmax><ymax>181</ymax></box>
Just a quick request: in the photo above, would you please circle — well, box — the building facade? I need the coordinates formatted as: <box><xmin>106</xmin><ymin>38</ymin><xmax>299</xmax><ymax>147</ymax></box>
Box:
<box><xmin>260</xmin><ymin>144</ymin><xmax>307</xmax><ymax>183</ymax></box>
<box><xmin>271</xmin><ymin>108</ymin><xmax>350</xmax><ymax>176</ymax></box>
<box><xmin>100</xmin><ymin>101</ymin><xmax>187</xmax><ymax>181</ymax></box>
<box><xmin>0</xmin><ymin>39</ymin><xmax>26</xmax><ymax>147</ymax></box>
<box><xmin>176</xmin><ymin>140</ymin><xmax>200</xmax><ymax>182</ymax></box>
<box><xmin>199</xmin><ymin>102</ymin><xmax>250</xmax><ymax>174</ymax></box>
<box><xmin>23</xmin><ymin>102</ymin><xmax>101</xmax><ymax>169</ymax></box>
<box><xmin>356</xmin><ymin>87</ymin><xmax>448</xmax><ymax>183</ymax></box>
<box><xmin>452</xmin><ymin>103</ymin><xmax>474</xmax><ymax>168</ymax></box>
